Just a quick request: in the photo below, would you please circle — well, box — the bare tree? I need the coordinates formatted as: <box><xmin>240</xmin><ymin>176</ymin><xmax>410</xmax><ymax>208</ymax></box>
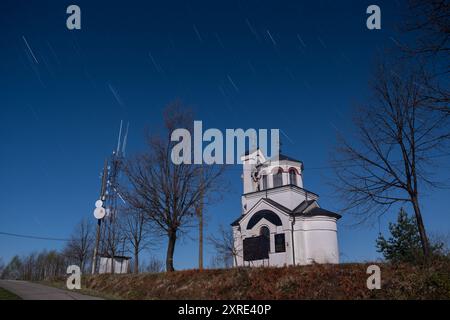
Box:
<box><xmin>196</xmin><ymin>169</ymin><xmax>205</xmax><ymax>270</ymax></box>
<box><xmin>0</xmin><ymin>258</ymin><xmax>4</xmax><ymax>276</ymax></box>
<box><xmin>63</xmin><ymin>218</ymin><xmax>93</xmax><ymax>273</ymax></box>
<box><xmin>332</xmin><ymin>62</ymin><xmax>450</xmax><ymax>257</ymax></box>
<box><xmin>403</xmin><ymin>0</ymin><xmax>449</xmax><ymax>60</ymax></box>
<box><xmin>401</xmin><ymin>0</ymin><xmax>450</xmax><ymax>115</ymax></box>
<box><xmin>142</xmin><ymin>256</ymin><xmax>164</xmax><ymax>273</ymax></box>
<box><xmin>118</xmin><ymin>208</ymin><xmax>154</xmax><ymax>273</ymax></box>
<box><xmin>419</xmin><ymin>68</ymin><xmax>450</xmax><ymax>115</ymax></box>
<box><xmin>1</xmin><ymin>256</ymin><xmax>22</xmax><ymax>280</ymax></box>
<box><xmin>123</xmin><ymin>102</ymin><xmax>225</xmax><ymax>272</ymax></box>
<box><xmin>2</xmin><ymin>251</ymin><xmax>67</xmax><ymax>281</ymax></box>
<box><xmin>208</xmin><ymin>225</ymin><xmax>241</xmax><ymax>268</ymax></box>
<box><xmin>429</xmin><ymin>231</ymin><xmax>450</xmax><ymax>256</ymax></box>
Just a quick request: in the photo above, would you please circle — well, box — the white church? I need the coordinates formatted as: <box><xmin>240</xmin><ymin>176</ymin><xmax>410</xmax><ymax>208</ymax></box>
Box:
<box><xmin>231</xmin><ymin>149</ymin><xmax>341</xmax><ymax>267</ymax></box>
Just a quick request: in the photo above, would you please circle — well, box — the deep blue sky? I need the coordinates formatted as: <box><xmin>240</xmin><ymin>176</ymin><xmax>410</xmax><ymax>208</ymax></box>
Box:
<box><xmin>0</xmin><ymin>0</ymin><xmax>449</xmax><ymax>269</ymax></box>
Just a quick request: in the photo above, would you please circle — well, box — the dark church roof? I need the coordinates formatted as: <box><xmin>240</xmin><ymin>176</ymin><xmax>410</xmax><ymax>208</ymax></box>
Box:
<box><xmin>230</xmin><ymin>216</ymin><xmax>241</xmax><ymax>226</ymax></box>
<box><xmin>243</xmin><ymin>184</ymin><xmax>318</xmax><ymax>198</ymax></box>
<box><xmin>297</xmin><ymin>207</ymin><xmax>342</xmax><ymax>219</ymax></box>
<box><xmin>264</xmin><ymin>198</ymin><xmax>292</xmax><ymax>214</ymax></box>
<box><xmin>275</xmin><ymin>154</ymin><xmax>302</xmax><ymax>163</ymax></box>
<box><xmin>292</xmin><ymin>199</ymin><xmax>316</xmax><ymax>213</ymax></box>
<box><xmin>231</xmin><ymin>198</ymin><xmax>341</xmax><ymax>226</ymax></box>
<box><xmin>246</xmin><ymin>209</ymin><xmax>283</xmax><ymax>229</ymax></box>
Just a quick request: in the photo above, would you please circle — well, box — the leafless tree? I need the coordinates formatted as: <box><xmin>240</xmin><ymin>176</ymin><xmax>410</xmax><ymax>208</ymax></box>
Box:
<box><xmin>401</xmin><ymin>0</ymin><xmax>450</xmax><ymax>115</ymax></box>
<box><xmin>429</xmin><ymin>231</ymin><xmax>450</xmax><ymax>256</ymax></box>
<box><xmin>332</xmin><ymin>62</ymin><xmax>450</xmax><ymax>257</ymax></box>
<box><xmin>2</xmin><ymin>251</ymin><xmax>67</xmax><ymax>281</ymax></box>
<box><xmin>1</xmin><ymin>256</ymin><xmax>22</xmax><ymax>279</ymax></box>
<box><xmin>403</xmin><ymin>0</ymin><xmax>449</xmax><ymax>60</ymax></box>
<box><xmin>63</xmin><ymin>218</ymin><xmax>93</xmax><ymax>273</ymax></box>
<box><xmin>123</xmin><ymin>102</ymin><xmax>225</xmax><ymax>272</ymax></box>
<box><xmin>142</xmin><ymin>256</ymin><xmax>164</xmax><ymax>273</ymax></box>
<box><xmin>419</xmin><ymin>68</ymin><xmax>450</xmax><ymax>115</ymax></box>
<box><xmin>0</xmin><ymin>258</ymin><xmax>4</xmax><ymax>276</ymax></box>
<box><xmin>208</xmin><ymin>225</ymin><xmax>241</xmax><ymax>268</ymax></box>
<box><xmin>118</xmin><ymin>207</ymin><xmax>155</xmax><ymax>273</ymax></box>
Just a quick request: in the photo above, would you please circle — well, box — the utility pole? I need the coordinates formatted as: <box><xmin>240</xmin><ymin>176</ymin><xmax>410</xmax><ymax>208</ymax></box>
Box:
<box><xmin>92</xmin><ymin>159</ymin><xmax>108</xmax><ymax>274</ymax></box>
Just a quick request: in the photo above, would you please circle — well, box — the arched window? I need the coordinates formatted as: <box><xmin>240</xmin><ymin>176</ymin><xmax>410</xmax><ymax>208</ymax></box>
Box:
<box><xmin>260</xmin><ymin>226</ymin><xmax>270</xmax><ymax>239</ymax></box>
<box><xmin>289</xmin><ymin>168</ymin><xmax>297</xmax><ymax>186</ymax></box>
<box><xmin>273</xmin><ymin>168</ymin><xmax>283</xmax><ymax>187</ymax></box>
<box><xmin>262</xmin><ymin>175</ymin><xmax>268</xmax><ymax>190</ymax></box>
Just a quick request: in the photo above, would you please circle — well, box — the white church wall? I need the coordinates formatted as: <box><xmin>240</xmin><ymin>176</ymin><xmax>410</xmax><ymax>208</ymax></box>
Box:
<box><xmin>235</xmin><ymin>207</ymin><xmax>340</xmax><ymax>267</ymax></box>
<box><xmin>240</xmin><ymin>150</ymin><xmax>267</xmax><ymax>195</ymax></box>
<box><xmin>293</xmin><ymin>217</ymin><xmax>339</xmax><ymax>265</ymax></box>
<box><xmin>291</xmin><ymin>223</ymin><xmax>308</xmax><ymax>265</ymax></box>
<box><xmin>268</xmin><ymin>252</ymin><xmax>286</xmax><ymax>267</ymax></box>
<box><xmin>242</xmin><ymin>162</ymin><xmax>255</xmax><ymax>194</ymax></box>
<box><xmin>305</xmin><ymin>230</ymin><xmax>339</xmax><ymax>264</ymax></box>
<box><xmin>241</xmin><ymin>153</ymin><xmax>305</xmax><ymax>198</ymax></box>
<box><xmin>243</xmin><ymin>186</ymin><xmax>316</xmax><ymax>213</ymax></box>
<box><xmin>264</xmin><ymin>189</ymin><xmax>304</xmax><ymax>211</ymax></box>
<box><xmin>258</xmin><ymin>163</ymin><xmax>304</xmax><ymax>189</ymax></box>
<box><xmin>237</xmin><ymin>211</ymin><xmax>293</xmax><ymax>267</ymax></box>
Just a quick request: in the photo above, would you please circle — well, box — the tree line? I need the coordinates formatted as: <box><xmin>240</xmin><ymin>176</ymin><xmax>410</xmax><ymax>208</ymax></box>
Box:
<box><xmin>0</xmin><ymin>219</ymin><xmax>165</xmax><ymax>281</ymax></box>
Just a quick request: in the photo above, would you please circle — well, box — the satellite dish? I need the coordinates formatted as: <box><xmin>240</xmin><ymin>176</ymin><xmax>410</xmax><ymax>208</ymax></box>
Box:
<box><xmin>95</xmin><ymin>200</ymin><xmax>103</xmax><ymax>208</ymax></box>
<box><xmin>94</xmin><ymin>207</ymin><xmax>106</xmax><ymax>220</ymax></box>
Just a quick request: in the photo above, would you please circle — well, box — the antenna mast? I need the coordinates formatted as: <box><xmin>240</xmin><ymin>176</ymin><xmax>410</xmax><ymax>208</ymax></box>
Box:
<box><xmin>91</xmin><ymin>159</ymin><xmax>108</xmax><ymax>274</ymax></box>
<box><xmin>92</xmin><ymin>121</ymin><xmax>130</xmax><ymax>274</ymax></box>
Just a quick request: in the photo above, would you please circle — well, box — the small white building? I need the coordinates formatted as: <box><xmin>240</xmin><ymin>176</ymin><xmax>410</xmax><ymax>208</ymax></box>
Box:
<box><xmin>98</xmin><ymin>255</ymin><xmax>131</xmax><ymax>274</ymax></box>
<box><xmin>231</xmin><ymin>149</ymin><xmax>341</xmax><ymax>267</ymax></box>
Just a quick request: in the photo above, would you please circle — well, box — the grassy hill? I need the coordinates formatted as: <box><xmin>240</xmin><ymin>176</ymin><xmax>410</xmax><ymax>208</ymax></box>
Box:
<box><xmin>75</xmin><ymin>260</ymin><xmax>450</xmax><ymax>300</ymax></box>
<box><xmin>0</xmin><ymin>287</ymin><xmax>22</xmax><ymax>300</ymax></box>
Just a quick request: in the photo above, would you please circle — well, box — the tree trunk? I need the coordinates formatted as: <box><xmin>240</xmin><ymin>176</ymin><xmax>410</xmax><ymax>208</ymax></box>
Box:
<box><xmin>411</xmin><ymin>195</ymin><xmax>430</xmax><ymax>257</ymax></box>
<box><xmin>134</xmin><ymin>247</ymin><xmax>139</xmax><ymax>274</ymax></box>
<box><xmin>166</xmin><ymin>230</ymin><xmax>177</xmax><ymax>272</ymax></box>
<box><xmin>80</xmin><ymin>260</ymin><xmax>84</xmax><ymax>274</ymax></box>
<box><xmin>198</xmin><ymin>169</ymin><xmax>204</xmax><ymax>271</ymax></box>
<box><xmin>198</xmin><ymin>209</ymin><xmax>203</xmax><ymax>271</ymax></box>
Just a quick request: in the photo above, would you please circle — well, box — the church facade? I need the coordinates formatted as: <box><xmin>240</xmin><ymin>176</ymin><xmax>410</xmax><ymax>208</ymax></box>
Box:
<box><xmin>231</xmin><ymin>150</ymin><xmax>341</xmax><ymax>267</ymax></box>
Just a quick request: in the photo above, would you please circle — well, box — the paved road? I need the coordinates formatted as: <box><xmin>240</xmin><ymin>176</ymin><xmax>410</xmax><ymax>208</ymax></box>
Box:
<box><xmin>0</xmin><ymin>280</ymin><xmax>103</xmax><ymax>300</ymax></box>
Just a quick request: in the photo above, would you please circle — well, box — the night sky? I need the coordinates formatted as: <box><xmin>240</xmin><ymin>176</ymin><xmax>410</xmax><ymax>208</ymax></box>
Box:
<box><xmin>0</xmin><ymin>0</ymin><xmax>449</xmax><ymax>269</ymax></box>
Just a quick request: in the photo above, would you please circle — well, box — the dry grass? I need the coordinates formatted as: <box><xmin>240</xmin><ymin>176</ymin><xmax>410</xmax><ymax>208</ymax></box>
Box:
<box><xmin>0</xmin><ymin>287</ymin><xmax>22</xmax><ymax>300</ymax></box>
<box><xmin>72</xmin><ymin>260</ymin><xmax>450</xmax><ymax>300</ymax></box>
